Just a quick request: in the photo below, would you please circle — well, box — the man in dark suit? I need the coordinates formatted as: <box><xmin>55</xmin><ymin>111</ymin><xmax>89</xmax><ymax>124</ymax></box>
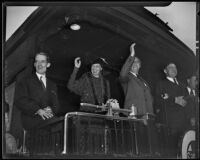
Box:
<box><xmin>184</xmin><ymin>74</ymin><xmax>199</xmax><ymax>129</ymax></box>
<box><xmin>155</xmin><ymin>62</ymin><xmax>187</xmax><ymax>157</ymax></box>
<box><xmin>120</xmin><ymin>43</ymin><xmax>159</xmax><ymax>155</ymax></box>
<box><xmin>14</xmin><ymin>52</ymin><xmax>59</xmax><ymax>131</ymax></box>
<box><xmin>119</xmin><ymin>43</ymin><xmax>154</xmax><ymax>118</ymax></box>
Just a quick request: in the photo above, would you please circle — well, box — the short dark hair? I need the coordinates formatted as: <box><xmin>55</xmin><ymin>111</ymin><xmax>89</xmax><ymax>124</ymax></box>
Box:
<box><xmin>165</xmin><ymin>63</ymin><xmax>177</xmax><ymax>69</ymax></box>
<box><xmin>35</xmin><ymin>52</ymin><xmax>50</xmax><ymax>62</ymax></box>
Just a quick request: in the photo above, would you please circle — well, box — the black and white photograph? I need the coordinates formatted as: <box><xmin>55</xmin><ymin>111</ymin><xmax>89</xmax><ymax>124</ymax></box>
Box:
<box><xmin>2</xmin><ymin>1</ymin><xmax>199</xmax><ymax>159</ymax></box>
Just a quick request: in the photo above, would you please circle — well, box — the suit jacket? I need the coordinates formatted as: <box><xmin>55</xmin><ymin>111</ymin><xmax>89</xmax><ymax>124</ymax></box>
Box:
<box><xmin>155</xmin><ymin>78</ymin><xmax>187</xmax><ymax>133</ymax></box>
<box><xmin>119</xmin><ymin>55</ymin><xmax>154</xmax><ymax>115</ymax></box>
<box><xmin>67</xmin><ymin>68</ymin><xmax>110</xmax><ymax>106</ymax></box>
<box><xmin>184</xmin><ymin>87</ymin><xmax>198</xmax><ymax>127</ymax></box>
<box><xmin>14</xmin><ymin>73</ymin><xmax>59</xmax><ymax>130</ymax></box>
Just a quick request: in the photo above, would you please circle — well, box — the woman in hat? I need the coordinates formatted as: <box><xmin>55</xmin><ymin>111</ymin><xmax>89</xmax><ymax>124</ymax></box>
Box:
<box><xmin>67</xmin><ymin>57</ymin><xmax>111</xmax><ymax>112</ymax></box>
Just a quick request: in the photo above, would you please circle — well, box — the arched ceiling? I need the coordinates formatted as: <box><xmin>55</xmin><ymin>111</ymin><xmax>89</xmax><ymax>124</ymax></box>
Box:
<box><xmin>5</xmin><ymin>6</ymin><xmax>196</xmax><ymax>87</ymax></box>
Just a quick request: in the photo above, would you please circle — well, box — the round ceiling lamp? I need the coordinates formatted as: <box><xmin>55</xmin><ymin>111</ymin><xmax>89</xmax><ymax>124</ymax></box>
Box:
<box><xmin>70</xmin><ymin>24</ymin><xmax>81</xmax><ymax>30</ymax></box>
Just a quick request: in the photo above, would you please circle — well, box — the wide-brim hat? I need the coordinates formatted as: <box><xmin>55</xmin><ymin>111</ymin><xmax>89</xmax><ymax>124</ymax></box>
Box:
<box><xmin>89</xmin><ymin>57</ymin><xmax>108</xmax><ymax>68</ymax></box>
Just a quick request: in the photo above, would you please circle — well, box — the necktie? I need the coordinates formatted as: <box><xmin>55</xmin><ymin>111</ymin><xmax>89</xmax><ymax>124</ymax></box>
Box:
<box><xmin>40</xmin><ymin>76</ymin><xmax>46</xmax><ymax>90</ymax></box>
<box><xmin>190</xmin><ymin>90</ymin><xmax>195</xmax><ymax>96</ymax></box>
<box><xmin>173</xmin><ymin>78</ymin><xmax>179</xmax><ymax>85</ymax></box>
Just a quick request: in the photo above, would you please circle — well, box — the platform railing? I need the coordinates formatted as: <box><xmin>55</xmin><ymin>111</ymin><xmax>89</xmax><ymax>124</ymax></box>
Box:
<box><xmin>25</xmin><ymin>111</ymin><xmax>157</xmax><ymax>158</ymax></box>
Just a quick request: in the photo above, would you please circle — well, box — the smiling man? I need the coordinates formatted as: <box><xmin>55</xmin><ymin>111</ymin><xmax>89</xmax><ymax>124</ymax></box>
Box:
<box><xmin>67</xmin><ymin>57</ymin><xmax>110</xmax><ymax>112</ymax></box>
<box><xmin>14</xmin><ymin>52</ymin><xmax>59</xmax><ymax>130</ymax></box>
<box><xmin>155</xmin><ymin>62</ymin><xmax>188</xmax><ymax>157</ymax></box>
<box><xmin>119</xmin><ymin>43</ymin><xmax>154</xmax><ymax>117</ymax></box>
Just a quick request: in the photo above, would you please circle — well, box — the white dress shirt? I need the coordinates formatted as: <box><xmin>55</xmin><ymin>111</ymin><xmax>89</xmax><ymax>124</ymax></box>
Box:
<box><xmin>130</xmin><ymin>71</ymin><xmax>137</xmax><ymax>77</ymax></box>
<box><xmin>166</xmin><ymin>76</ymin><xmax>179</xmax><ymax>85</ymax></box>
<box><xmin>130</xmin><ymin>71</ymin><xmax>148</xmax><ymax>87</ymax></box>
<box><xmin>187</xmin><ymin>87</ymin><xmax>196</xmax><ymax>96</ymax></box>
<box><xmin>36</xmin><ymin>72</ymin><xmax>46</xmax><ymax>88</ymax></box>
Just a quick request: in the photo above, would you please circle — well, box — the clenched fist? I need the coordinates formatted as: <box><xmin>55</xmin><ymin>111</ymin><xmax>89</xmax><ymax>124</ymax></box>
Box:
<box><xmin>74</xmin><ymin>57</ymin><xmax>81</xmax><ymax>68</ymax></box>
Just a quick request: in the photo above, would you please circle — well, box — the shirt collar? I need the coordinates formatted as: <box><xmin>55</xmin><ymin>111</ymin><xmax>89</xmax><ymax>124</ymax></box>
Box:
<box><xmin>187</xmin><ymin>87</ymin><xmax>191</xmax><ymax>94</ymax></box>
<box><xmin>187</xmin><ymin>87</ymin><xmax>196</xmax><ymax>96</ymax></box>
<box><xmin>166</xmin><ymin>76</ymin><xmax>176</xmax><ymax>83</ymax></box>
<box><xmin>130</xmin><ymin>71</ymin><xmax>137</xmax><ymax>77</ymax></box>
<box><xmin>36</xmin><ymin>72</ymin><xmax>46</xmax><ymax>80</ymax></box>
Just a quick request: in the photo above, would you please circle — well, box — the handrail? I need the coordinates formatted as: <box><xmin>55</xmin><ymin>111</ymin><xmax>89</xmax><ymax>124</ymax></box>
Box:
<box><xmin>61</xmin><ymin>111</ymin><xmax>154</xmax><ymax>154</ymax></box>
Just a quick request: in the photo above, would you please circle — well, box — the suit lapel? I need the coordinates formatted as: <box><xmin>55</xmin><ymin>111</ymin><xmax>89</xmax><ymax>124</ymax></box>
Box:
<box><xmin>46</xmin><ymin>78</ymin><xmax>51</xmax><ymax>92</ymax></box>
<box><xmin>46</xmin><ymin>77</ymin><xmax>54</xmax><ymax>93</ymax></box>
<box><xmin>129</xmin><ymin>73</ymin><xmax>146</xmax><ymax>88</ymax></box>
<box><xmin>166</xmin><ymin>78</ymin><xmax>178</xmax><ymax>86</ymax></box>
<box><xmin>137</xmin><ymin>75</ymin><xmax>149</xmax><ymax>88</ymax></box>
<box><xmin>32</xmin><ymin>74</ymin><xmax>46</xmax><ymax>92</ymax></box>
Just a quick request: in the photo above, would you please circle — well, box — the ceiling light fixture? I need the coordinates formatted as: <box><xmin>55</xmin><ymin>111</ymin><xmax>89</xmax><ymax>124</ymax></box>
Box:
<box><xmin>70</xmin><ymin>23</ymin><xmax>81</xmax><ymax>30</ymax></box>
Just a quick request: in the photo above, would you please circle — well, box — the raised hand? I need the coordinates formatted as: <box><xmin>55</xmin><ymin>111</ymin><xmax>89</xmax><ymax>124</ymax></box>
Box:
<box><xmin>130</xmin><ymin>43</ymin><xmax>136</xmax><ymax>57</ymax></box>
<box><xmin>74</xmin><ymin>57</ymin><xmax>81</xmax><ymax>68</ymax></box>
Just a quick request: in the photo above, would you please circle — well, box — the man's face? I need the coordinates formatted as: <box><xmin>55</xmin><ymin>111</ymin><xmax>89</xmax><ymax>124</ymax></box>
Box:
<box><xmin>188</xmin><ymin>76</ymin><xmax>198</xmax><ymax>89</ymax></box>
<box><xmin>34</xmin><ymin>54</ymin><xmax>50</xmax><ymax>75</ymax></box>
<box><xmin>131</xmin><ymin>57</ymin><xmax>141</xmax><ymax>74</ymax></box>
<box><xmin>165</xmin><ymin>63</ymin><xmax>177</xmax><ymax>78</ymax></box>
<box><xmin>91</xmin><ymin>63</ymin><xmax>102</xmax><ymax>77</ymax></box>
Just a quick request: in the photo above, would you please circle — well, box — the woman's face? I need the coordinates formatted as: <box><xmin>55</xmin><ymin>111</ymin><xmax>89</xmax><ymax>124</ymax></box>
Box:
<box><xmin>91</xmin><ymin>63</ymin><xmax>102</xmax><ymax>77</ymax></box>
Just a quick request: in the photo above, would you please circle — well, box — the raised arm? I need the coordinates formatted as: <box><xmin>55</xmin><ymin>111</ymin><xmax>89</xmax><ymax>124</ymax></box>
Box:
<box><xmin>120</xmin><ymin>43</ymin><xmax>136</xmax><ymax>82</ymax></box>
<box><xmin>67</xmin><ymin>57</ymin><xmax>83</xmax><ymax>95</ymax></box>
<box><xmin>106</xmin><ymin>80</ymin><xmax>111</xmax><ymax>100</ymax></box>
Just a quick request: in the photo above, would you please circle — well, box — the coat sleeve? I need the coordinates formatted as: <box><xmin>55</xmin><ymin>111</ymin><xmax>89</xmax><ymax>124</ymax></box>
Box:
<box><xmin>67</xmin><ymin>67</ymin><xmax>85</xmax><ymax>96</ymax></box>
<box><xmin>14</xmin><ymin>78</ymin><xmax>40</xmax><ymax>116</ymax></box>
<box><xmin>50</xmin><ymin>83</ymin><xmax>60</xmax><ymax>115</ymax></box>
<box><xmin>119</xmin><ymin>55</ymin><xmax>134</xmax><ymax>83</ymax></box>
<box><xmin>155</xmin><ymin>82</ymin><xmax>162</xmax><ymax>112</ymax></box>
<box><xmin>155</xmin><ymin>82</ymin><xmax>166</xmax><ymax>123</ymax></box>
<box><xmin>155</xmin><ymin>82</ymin><xmax>177</xmax><ymax>109</ymax></box>
<box><xmin>106</xmin><ymin>80</ymin><xmax>111</xmax><ymax>100</ymax></box>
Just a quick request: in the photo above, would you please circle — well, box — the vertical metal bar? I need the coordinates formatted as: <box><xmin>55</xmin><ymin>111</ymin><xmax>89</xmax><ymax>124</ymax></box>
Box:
<box><xmin>129</xmin><ymin>120</ymin><xmax>134</xmax><ymax>156</ymax></box>
<box><xmin>147</xmin><ymin>118</ymin><xmax>152</xmax><ymax>155</ymax></box>
<box><xmin>114</xmin><ymin>119</ymin><xmax>118</xmax><ymax>154</ymax></box>
<box><xmin>134</xmin><ymin>120</ymin><xmax>139</xmax><ymax>155</ymax></box>
<box><xmin>22</xmin><ymin>129</ymin><xmax>27</xmax><ymax>154</ymax></box>
<box><xmin>77</xmin><ymin>114</ymin><xmax>80</xmax><ymax>154</ymax></box>
<box><xmin>121</xmin><ymin>120</ymin><xmax>124</xmax><ymax>154</ymax></box>
<box><xmin>62</xmin><ymin>113</ymin><xmax>71</xmax><ymax>154</ymax></box>
<box><xmin>104</xmin><ymin>124</ymin><xmax>108</xmax><ymax>154</ymax></box>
